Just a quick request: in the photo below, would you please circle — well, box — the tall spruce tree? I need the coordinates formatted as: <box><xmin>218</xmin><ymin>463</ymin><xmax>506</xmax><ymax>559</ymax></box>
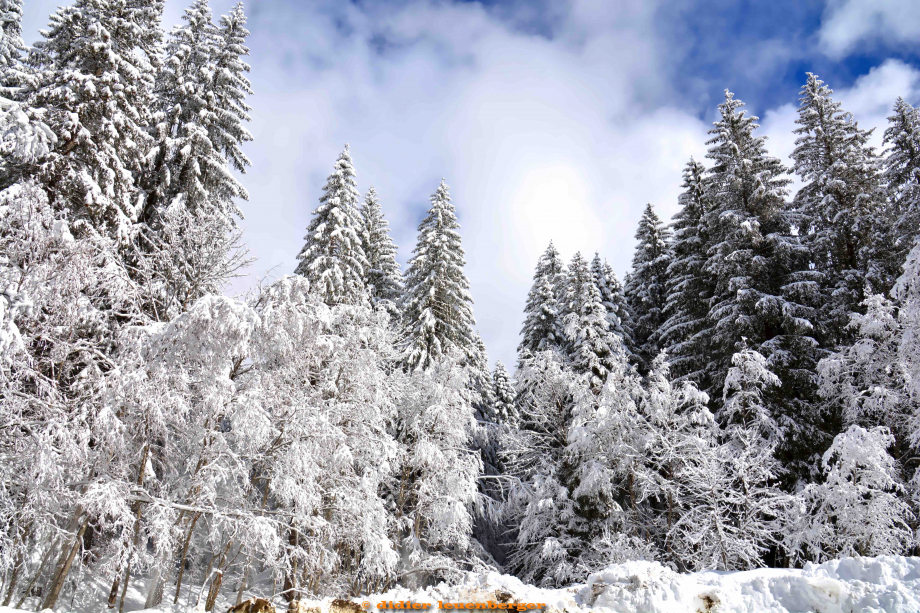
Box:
<box><xmin>704</xmin><ymin>89</ymin><xmax>822</xmax><ymax>481</ymax></box>
<box><xmin>591</xmin><ymin>253</ymin><xmax>636</xmax><ymax>358</ymax></box>
<box><xmin>141</xmin><ymin>0</ymin><xmax>251</xmax><ymax>225</ymax></box>
<box><xmin>660</xmin><ymin>158</ymin><xmax>714</xmax><ymax>385</ymax></box>
<box><xmin>131</xmin><ymin>0</ymin><xmax>253</xmax><ymax>319</ymax></box>
<box><xmin>0</xmin><ymin>0</ymin><xmax>25</xmax><ymax>88</ymax></box>
<box><xmin>400</xmin><ymin>179</ymin><xmax>476</xmax><ymax>370</ymax></box>
<box><xmin>360</xmin><ymin>186</ymin><xmax>402</xmax><ymax>313</ymax></box>
<box><xmin>519</xmin><ymin>241</ymin><xmax>566</xmax><ymax>363</ymax></box>
<box><xmin>883</xmin><ymin>97</ymin><xmax>920</xmax><ymax>267</ymax></box>
<box><xmin>624</xmin><ymin>203</ymin><xmax>672</xmax><ymax>368</ymax></box>
<box><xmin>295</xmin><ymin>145</ymin><xmax>368</xmax><ymax>305</ymax></box>
<box><xmin>792</xmin><ymin>73</ymin><xmax>891</xmax><ymax>344</ymax></box>
<box><xmin>562</xmin><ymin>252</ymin><xmax>621</xmax><ymax>391</ymax></box>
<box><xmin>492</xmin><ymin>359</ymin><xmax>518</xmax><ymax>424</ymax></box>
<box><xmin>26</xmin><ymin>0</ymin><xmax>164</xmax><ymax>242</ymax></box>
<box><xmin>210</xmin><ymin>3</ymin><xmax>252</xmax><ymax>173</ymax></box>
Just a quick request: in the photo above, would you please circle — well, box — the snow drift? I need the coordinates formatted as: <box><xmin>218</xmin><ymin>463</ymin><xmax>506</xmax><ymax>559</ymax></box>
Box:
<box><xmin>363</xmin><ymin>556</ymin><xmax>920</xmax><ymax>613</ymax></box>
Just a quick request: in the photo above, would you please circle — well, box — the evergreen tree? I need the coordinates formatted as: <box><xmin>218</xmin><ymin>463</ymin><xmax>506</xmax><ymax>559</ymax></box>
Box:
<box><xmin>469</xmin><ymin>332</ymin><xmax>497</xmax><ymax>422</ymax></box>
<box><xmin>27</xmin><ymin>0</ymin><xmax>164</xmax><ymax>243</ymax></box>
<box><xmin>703</xmin><ymin>89</ymin><xmax>821</xmax><ymax>481</ymax></box>
<box><xmin>210</xmin><ymin>2</ymin><xmax>252</xmax><ymax>176</ymax></box>
<box><xmin>590</xmin><ymin>253</ymin><xmax>636</xmax><ymax>358</ymax></box>
<box><xmin>294</xmin><ymin>145</ymin><xmax>368</xmax><ymax>305</ymax></box>
<box><xmin>505</xmin><ymin>351</ymin><xmax>586</xmax><ymax>586</ymax></box>
<box><xmin>518</xmin><ymin>241</ymin><xmax>566</xmax><ymax>363</ymax></box>
<box><xmin>784</xmin><ymin>426</ymin><xmax>915</xmax><ymax>562</ymax></box>
<box><xmin>492</xmin><ymin>359</ymin><xmax>518</xmax><ymax>424</ymax></box>
<box><xmin>400</xmin><ymin>179</ymin><xmax>476</xmax><ymax>370</ymax></box>
<box><xmin>721</xmin><ymin>344</ymin><xmax>782</xmax><ymax>446</ymax></box>
<box><xmin>883</xmin><ymin>97</ymin><xmax>920</xmax><ymax>265</ymax></box>
<box><xmin>134</xmin><ymin>0</ymin><xmax>253</xmax><ymax>319</ymax></box>
<box><xmin>792</xmin><ymin>73</ymin><xmax>891</xmax><ymax>341</ymax></box>
<box><xmin>360</xmin><ymin>186</ymin><xmax>402</xmax><ymax>313</ymax></box>
<box><xmin>660</xmin><ymin>158</ymin><xmax>714</xmax><ymax>385</ymax></box>
<box><xmin>0</xmin><ymin>0</ymin><xmax>26</xmax><ymax>88</ymax></box>
<box><xmin>141</xmin><ymin>0</ymin><xmax>250</xmax><ymax>224</ymax></box>
<box><xmin>624</xmin><ymin>203</ymin><xmax>672</xmax><ymax>367</ymax></box>
<box><xmin>562</xmin><ymin>252</ymin><xmax>621</xmax><ymax>391</ymax></box>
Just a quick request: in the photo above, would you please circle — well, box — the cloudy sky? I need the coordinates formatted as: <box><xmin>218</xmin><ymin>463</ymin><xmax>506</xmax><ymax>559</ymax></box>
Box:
<box><xmin>21</xmin><ymin>0</ymin><xmax>920</xmax><ymax>369</ymax></box>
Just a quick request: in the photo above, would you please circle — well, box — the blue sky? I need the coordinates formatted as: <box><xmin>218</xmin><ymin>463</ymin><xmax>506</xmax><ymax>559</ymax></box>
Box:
<box><xmin>20</xmin><ymin>0</ymin><xmax>920</xmax><ymax>370</ymax></box>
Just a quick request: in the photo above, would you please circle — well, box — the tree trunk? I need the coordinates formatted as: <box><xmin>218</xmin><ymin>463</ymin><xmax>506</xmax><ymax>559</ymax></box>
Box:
<box><xmin>107</xmin><ymin>574</ymin><xmax>120</xmax><ymax>609</ymax></box>
<box><xmin>174</xmin><ymin>512</ymin><xmax>201</xmax><ymax>603</ymax></box>
<box><xmin>41</xmin><ymin>513</ymin><xmax>88</xmax><ymax>611</ymax></box>
<box><xmin>235</xmin><ymin>562</ymin><xmax>250</xmax><ymax>605</ymax></box>
<box><xmin>204</xmin><ymin>570</ymin><xmax>222</xmax><ymax>612</ymax></box>
<box><xmin>1</xmin><ymin>546</ymin><xmax>24</xmax><ymax>606</ymax></box>
<box><xmin>16</xmin><ymin>538</ymin><xmax>59</xmax><ymax>609</ymax></box>
<box><xmin>118</xmin><ymin>441</ymin><xmax>152</xmax><ymax>613</ymax></box>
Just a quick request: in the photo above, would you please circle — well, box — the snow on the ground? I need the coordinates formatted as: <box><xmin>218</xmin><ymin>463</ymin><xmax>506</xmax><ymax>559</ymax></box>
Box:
<box><xmin>361</xmin><ymin>556</ymin><xmax>920</xmax><ymax>613</ymax></box>
<box><xmin>3</xmin><ymin>556</ymin><xmax>919</xmax><ymax>613</ymax></box>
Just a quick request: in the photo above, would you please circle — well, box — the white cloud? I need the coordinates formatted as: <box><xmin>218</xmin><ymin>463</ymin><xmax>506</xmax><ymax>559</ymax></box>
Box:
<box><xmin>818</xmin><ymin>0</ymin><xmax>920</xmax><ymax>59</ymax></box>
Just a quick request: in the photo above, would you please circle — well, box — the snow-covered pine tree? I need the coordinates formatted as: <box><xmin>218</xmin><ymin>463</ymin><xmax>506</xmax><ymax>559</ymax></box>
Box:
<box><xmin>660</xmin><ymin>158</ymin><xmax>714</xmax><ymax>385</ymax></box>
<box><xmin>361</xmin><ymin>186</ymin><xmax>402</xmax><ymax>315</ymax></box>
<box><xmin>209</xmin><ymin>2</ymin><xmax>253</xmax><ymax>177</ymax></box>
<box><xmin>721</xmin><ymin>344</ymin><xmax>782</xmax><ymax>446</ymax></box>
<box><xmin>400</xmin><ymin>179</ymin><xmax>476</xmax><ymax>371</ymax></box>
<box><xmin>468</xmin><ymin>332</ymin><xmax>497</xmax><ymax>422</ymax></box>
<box><xmin>883</xmin><ymin>97</ymin><xmax>920</xmax><ymax>267</ymax></box>
<box><xmin>635</xmin><ymin>355</ymin><xmax>712</xmax><ymax>571</ymax></box>
<box><xmin>564</xmin><ymin>342</ymin><xmax>656</xmax><ymax>572</ymax></box>
<box><xmin>26</xmin><ymin>0</ymin><xmax>164</xmax><ymax>243</ymax></box>
<box><xmin>624</xmin><ymin>203</ymin><xmax>672</xmax><ymax>368</ymax></box>
<box><xmin>391</xmin><ymin>359</ymin><xmax>481</xmax><ymax>588</ymax></box>
<box><xmin>135</xmin><ymin>0</ymin><xmax>253</xmax><ymax>319</ymax></box>
<box><xmin>492</xmin><ymin>359</ymin><xmax>518</xmax><ymax>424</ymax></box>
<box><xmin>703</xmin><ymin>89</ymin><xmax>822</xmax><ymax>481</ymax></box>
<box><xmin>518</xmin><ymin>241</ymin><xmax>566</xmax><ymax>364</ymax></box>
<box><xmin>295</xmin><ymin>145</ymin><xmax>368</xmax><ymax>306</ymax></box>
<box><xmin>0</xmin><ymin>0</ymin><xmax>26</xmax><ymax>88</ymax></box>
<box><xmin>784</xmin><ymin>426</ymin><xmax>915</xmax><ymax>562</ymax></box>
<box><xmin>792</xmin><ymin>74</ymin><xmax>892</xmax><ymax>345</ymax></box>
<box><xmin>504</xmin><ymin>351</ymin><xmax>588</xmax><ymax>586</ymax></box>
<box><xmin>816</xmin><ymin>292</ymin><xmax>919</xmax><ymax>531</ymax></box>
<box><xmin>590</xmin><ymin>253</ymin><xmax>636</xmax><ymax>358</ymax></box>
<box><xmin>142</xmin><ymin>0</ymin><xmax>222</xmax><ymax>222</ymax></box>
<box><xmin>562</xmin><ymin>252</ymin><xmax>622</xmax><ymax>392</ymax></box>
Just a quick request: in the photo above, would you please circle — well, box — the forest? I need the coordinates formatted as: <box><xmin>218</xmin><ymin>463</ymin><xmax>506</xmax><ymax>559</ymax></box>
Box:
<box><xmin>1</xmin><ymin>0</ymin><xmax>919</xmax><ymax>612</ymax></box>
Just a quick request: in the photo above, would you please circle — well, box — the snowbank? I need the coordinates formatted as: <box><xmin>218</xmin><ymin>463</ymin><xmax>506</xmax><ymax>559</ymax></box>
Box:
<box><xmin>4</xmin><ymin>556</ymin><xmax>919</xmax><ymax>613</ymax></box>
<box><xmin>363</xmin><ymin>556</ymin><xmax>920</xmax><ymax>613</ymax></box>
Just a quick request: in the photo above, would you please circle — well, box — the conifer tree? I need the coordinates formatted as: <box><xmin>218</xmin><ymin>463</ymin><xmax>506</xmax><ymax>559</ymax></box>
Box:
<box><xmin>360</xmin><ymin>186</ymin><xmax>402</xmax><ymax>313</ymax></box>
<box><xmin>27</xmin><ymin>0</ymin><xmax>164</xmax><ymax>242</ymax></box>
<box><xmin>400</xmin><ymin>179</ymin><xmax>476</xmax><ymax>370</ymax></box>
<box><xmin>492</xmin><ymin>359</ymin><xmax>518</xmax><ymax>424</ymax></box>
<box><xmin>660</xmin><ymin>158</ymin><xmax>713</xmax><ymax>385</ymax></box>
<box><xmin>792</xmin><ymin>73</ymin><xmax>891</xmax><ymax>341</ymax></box>
<box><xmin>469</xmin><ymin>333</ymin><xmax>497</xmax><ymax>421</ymax></box>
<box><xmin>703</xmin><ymin>90</ymin><xmax>821</xmax><ymax>480</ymax></box>
<box><xmin>141</xmin><ymin>0</ymin><xmax>251</xmax><ymax>224</ymax></box>
<box><xmin>624</xmin><ymin>203</ymin><xmax>672</xmax><ymax>367</ymax></box>
<box><xmin>519</xmin><ymin>242</ymin><xmax>566</xmax><ymax>362</ymax></box>
<box><xmin>562</xmin><ymin>252</ymin><xmax>621</xmax><ymax>391</ymax></box>
<box><xmin>133</xmin><ymin>0</ymin><xmax>253</xmax><ymax>319</ymax></box>
<box><xmin>883</xmin><ymin>97</ymin><xmax>920</xmax><ymax>265</ymax></box>
<box><xmin>295</xmin><ymin>145</ymin><xmax>368</xmax><ymax>305</ymax></box>
<box><xmin>591</xmin><ymin>253</ymin><xmax>636</xmax><ymax>358</ymax></box>
<box><xmin>0</xmin><ymin>0</ymin><xmax>26</xmax><ymax>88</ymax></box>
